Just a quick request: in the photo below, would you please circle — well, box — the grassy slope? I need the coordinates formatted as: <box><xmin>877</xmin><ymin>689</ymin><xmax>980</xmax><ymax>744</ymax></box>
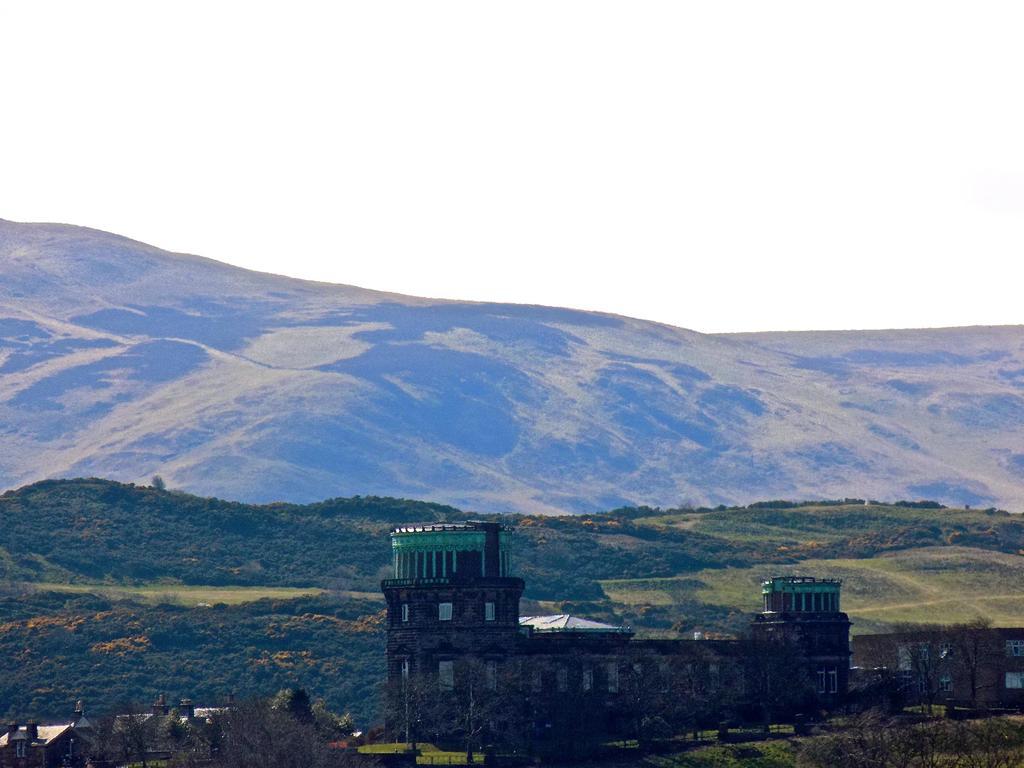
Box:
<box><xmin>603</xmin><ymin>546</ymin><xmax>1024</xmax><ymax>635</ymax></box>
<box><xmin>20</xmin><ymin>582</ymin><xmax>336</xmax><ymax>605</ymax></box>
<box><xmin>604</xmin><ymin>504</ymin><xmax>1024</xmax><ymax>634</ymax></box>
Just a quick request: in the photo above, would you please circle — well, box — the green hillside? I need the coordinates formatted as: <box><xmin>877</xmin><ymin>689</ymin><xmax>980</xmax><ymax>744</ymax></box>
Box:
<box><xmin>0</xmin><ymin>586</ymin><xmax>384</xmax><ymax>725</ymax></box>
<box><xmin>2</xmin><ymin>479</ymin><xmax>1023</xmax><ymax>723</ymax></box>
<box><xmin>603</xmin><ymin>546</ymin><xmax>1024</xmax><ymax>635</ymax></box>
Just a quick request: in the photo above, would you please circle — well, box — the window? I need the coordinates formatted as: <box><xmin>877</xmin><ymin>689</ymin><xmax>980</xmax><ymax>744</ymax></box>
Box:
<box><xmin>401</xmin><ymin>659</ymin><xmax>410</xmax><ymax>680</ymax></box>
<box><xmin>439</xmin><ymin>660</ymin><xmax>454</xmax><ymax>691</ymax></box>
<box><xmin>817</xmin><ymin>669</ymin><xmax>826</xmax><ymax>694</ymax></box>
<box><xmin>940</xmin><ymin>642</ymin><xmax>952</xmax><ymax>659</ymax></box>
<box><xmin>557</xmin><ymin>667</ymin><xmax>568</xmax><ymax>693</ymax></box>
<box><xmin>1007</xmin><ymin>640</ymin><xmax>1024</xmax><ymax>657</ymax></box>
<box><xmin>401</xmin><ymin>603</ymin><xmax>409</xmax><ymax>622</ymax></box>
<box><xmin>15</xmin><ymin>742</ymin><xmax>26</xmax><ymax>759</ymax></box>
<box><xmin>897</xmin><ymin>646</ymin><xmax>913</xmax><ymax>671</ymax></box>
<box><xmin>940</xmin><ymin>675</ymin><xmax>953</xmax><ymax>693</ymax></box>
<box><xmin>607</xmin><ymin>662</ymin><xmax>619</xmax><ymax>693</ymax></box>
<box><xmin>486</xmin><ymin>660</ymin><xmax>497</xmax><ymax>691</ymax></box>
<box><xmin>1006</xmin><ymin>672</ymin><xmax>1024</xmax><ymax>689</ymax></box>
<box><xmin>484</xmin><ymin>601</ymin><xmax>495</xmax><ymax>622</ymax></box>
<box><xmin>531</xmin><ymin>669</ymin><xmax>542</xmax><ymax>693</ymax></box>
<box><xmin>828</xmin><ymin>669</ymin><xmax>838</xmax><ymax>694</ymax></box>
<box><xmin>706</xmin><ymin>662</ymin><xmax>721</xmax><ymax>689</ymax></box>
<box><xmin>438</xmin><ymin>602</ymin><xmax>453</xmax><ymax>621</ymax></box>
<box><xmin>582</xmin><ymin>667</ymin><xmax>593</xmax><ymax>691</ymax></box>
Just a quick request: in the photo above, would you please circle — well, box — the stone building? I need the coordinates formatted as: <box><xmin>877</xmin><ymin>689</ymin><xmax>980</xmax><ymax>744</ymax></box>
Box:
<box><xmin>380</xmin><ymin>521</ymin><xmax>851</xmax><ymax>745</ymax></box>
<box><xmin>0</xmin><ymin>703</ymin><xmax>91</xmax><ymax>768</ymax></box>
<box><xmin>854</xmin><ymin>625</ymin><xmax>1024</xmax><ymax>709</ymax></box>
<box><xmin>751</xmin><ymin>576</ymin><xmax>852</xmax><ymax>702</ymax></box>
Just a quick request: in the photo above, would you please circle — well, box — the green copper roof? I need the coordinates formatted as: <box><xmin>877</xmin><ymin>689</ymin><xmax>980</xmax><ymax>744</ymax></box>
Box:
<box><xmin>762</xmin><ymin>576</ymin><xmax>841</xmax><ymax>594</ymax></box>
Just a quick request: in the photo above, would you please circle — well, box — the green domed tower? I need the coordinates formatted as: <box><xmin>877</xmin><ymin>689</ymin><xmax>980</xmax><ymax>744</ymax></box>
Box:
<box><xmin>751</xmin><ymin>576</ymin><xmax>851</xmax><ymax>703</ymax></box>
<box><xmin>381</xmin><ymin>521</ymin><xmax>524</xmax><ymax>681</ymax></box>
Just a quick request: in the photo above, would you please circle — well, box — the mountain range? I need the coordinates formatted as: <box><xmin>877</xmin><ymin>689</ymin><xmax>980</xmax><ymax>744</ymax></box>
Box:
<box><xmin>1</xmin><ymin>218</ymin><xmax>1022</xmax><ymax>513</ymax></box>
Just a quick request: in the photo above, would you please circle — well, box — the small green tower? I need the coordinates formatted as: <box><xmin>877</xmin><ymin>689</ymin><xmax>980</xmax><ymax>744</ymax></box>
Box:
<box><xmin>381</xmin><ymin>522</ymin><xmax>524</xmax><ymax>683</ymax></box>
<box><xmin>752</xmin><ymin>576</ymin><xmax>851</xmax><ymax>702</ymax></box>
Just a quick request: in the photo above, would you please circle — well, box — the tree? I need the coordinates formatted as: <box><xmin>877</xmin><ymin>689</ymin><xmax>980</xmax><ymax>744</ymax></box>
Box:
<box><xmin>895</xmin><ymin>625</ymin><xmax>952</xmax><ymax>716</ymax></box>
<box><xmin>741</xmin><ymin>630</ymin><xmax>816</xmax><ymax>729</ymax></box>
<box><xmin>114</xmin><ymin>704</ymin><xmax>160</xmax><ymax>768</ymax></box>
<box><xmin>210</xmin><ymin>697</ymin><xmax>335</xmax><ymax>768</ymax></box>
<box><xmin>151</xmin><ymin>475</ymin><xmax>166</xmax><ymax>490</ymax></box>
<box><xmin>88</xmin><ymin>714</ymin><xmax>120</xmax><ymax>767</ymax></box>
<box><xmin>425</xmin><ymin>658</ymin><xmax>525</xmax><ymax>763</ymax></box>
<box><xmin>271</xmin><ymin>688</ymin><xmax>313</xmax><ymax>724</ymax></box>
<box><xmin>618</xmin><ymin>653</ymin><xmax>677</xmax><ymax>749</ymax></box>
<box><xmin>380</xmin><ymin>672</ymin><xmax>429</xmax><ymax>749</ymax></box>
<box><xmin>957</xmin><ymin>717</ymin><xmax>1024</xmax><ymax>768</ymax></box>
<box><xmin>663</xmin><ymin>645</ymin><xmax>732</xmax><ymax>740</ymax></box>
<box><xmin>947</xmin><ymin>618</ymin><xmax>1000</xmax><ymax>708</ymax></box>
<box><xmin>799</xmin><ymin>714</ymin><xmax>1024</xmax><ymax>768</ymax></box>
<box><xmin>311</xmin><ymin>698</ymin><xmax>355</xmax><ymax>741</ymax></box>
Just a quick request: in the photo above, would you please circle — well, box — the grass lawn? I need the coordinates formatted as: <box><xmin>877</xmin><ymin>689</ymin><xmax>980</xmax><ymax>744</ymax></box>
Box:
<box><xmin>23</xmin><ymin>581</ymin><xmax>336</xmax><ymax>605</ymax></box>
<box><xmin>358</xmin><ymin>743</ymin><xmax>476</xmax><ymax>765</ymax></box>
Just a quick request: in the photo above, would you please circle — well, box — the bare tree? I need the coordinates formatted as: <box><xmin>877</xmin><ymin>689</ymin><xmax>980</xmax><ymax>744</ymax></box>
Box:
<box><xmin>114</xmin><ymin>707</ymin><xmax>159</xmax><ymax>768</ymax></box>
<box><xmin>210</xmin><ymin>698</ymin><xmax>334</xmax><ymax>768</ymax></box>
<box><xmin>428</xmin><ymin>658</ymin><xmax>526</xmax><ymax>763</ymax></box>
<box><xmin>864</xmin><ymin>625</ymin><xmax>952</xmax><ymax>715</ymax></box>
<box><xmin>664</xmin><ymin>645</ymin><xmax>732</xmax><ymax>741</ymax></box>
<box><xmin>958</xmin><ymin>717</ymin><xmax>1024</xmax><ymax>768</ymax></box>
<box><xmin>798</xmin><ymin>712</ymin><xmax>1024</xmax><ymax>768</ymax></box>
<box><xmin>379</xmin><ymin>671</ymin><xmax>439</xmax><ymax>750</ymax></box>
<box><xmin>742</xmin><ymin>630</ymin><xmax>815</xmax><ymax>729</ymax></box>
<box><xmin>947</xmin><ymin>618</ymin><xmax>1000</xmax><ymax>709</ymax></box>
<box><xmin>618</xmin><ymin>654</ymin><xmax>675</xmax><ymax>749</ymax></box>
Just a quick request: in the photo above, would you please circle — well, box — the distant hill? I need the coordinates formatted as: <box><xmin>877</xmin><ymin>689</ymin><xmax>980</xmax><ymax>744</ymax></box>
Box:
<box><xmin>6</xmin><ymin>478</ymin><xmax>1024</xmax><ymax>607</ymax></box>
<box><xmin>1</xmin><ymin>218</ymin><xmax>1023</xmax><ymax>512</ymax></box>
<box><xmin>5</xmin><ymin>479</ymin><xmax>1024</xmax><ymax>722</ymax></box>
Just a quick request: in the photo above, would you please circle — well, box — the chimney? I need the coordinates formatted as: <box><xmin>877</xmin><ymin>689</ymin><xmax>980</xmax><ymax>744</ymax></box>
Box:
<box><xmin>152</xmin><ymin>693</ymin><xmax>169</xmax><ymax>716</ymax></box>
<box><xmin>179</xmin><ymin>699</ymin><xmax>195</xmax><ymax>719</ymax></box>
<box><xmin>26</xmin><ymin>723</ymin><xmax>38</xmax><ymax>741</ymax></box>
<box><xmin>482</xmin><ymin>523</ymin><xmax>500</xmax><ymax>578</ymax></box>
<box><xmin>73</xmin><ymin>700</ymin><xmax>84</xmax><ymax>723</ymax></box>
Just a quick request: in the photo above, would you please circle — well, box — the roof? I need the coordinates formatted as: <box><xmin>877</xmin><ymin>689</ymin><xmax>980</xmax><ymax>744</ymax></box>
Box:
<box><xmin>392</xmin><ymin>521</ymin><xmax>508</xmax><ymax>534</ymax></box>
<box><xmin>519</xmin><ymin>614</ymin><xmax>629</xmax><ymax>633</ymax></box>
<box><xmin>0</xmin><ymin>724</ymin><xmax>72</xmax><ymax>747</ymax></box>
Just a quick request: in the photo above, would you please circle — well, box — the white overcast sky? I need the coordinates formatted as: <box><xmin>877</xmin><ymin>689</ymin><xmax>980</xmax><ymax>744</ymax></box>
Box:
<box><xmin>2</xmin><ymin>2</ymin><xmax>1023</xmax><ymax>333</ymax></box>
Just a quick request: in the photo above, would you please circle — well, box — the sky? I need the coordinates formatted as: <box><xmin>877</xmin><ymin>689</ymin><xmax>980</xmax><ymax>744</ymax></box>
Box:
<box><xmin>1</xmin><ymin>2</ymin><xmax>1023</xmax><ymax>333</ymax></box>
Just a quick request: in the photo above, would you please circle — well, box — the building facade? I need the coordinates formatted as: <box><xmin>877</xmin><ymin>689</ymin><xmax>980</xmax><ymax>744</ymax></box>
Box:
<box><xmin>380</xmin><ymin>521</ymin><xmax>852</xmax><ymax>747</ymax></box>
<box><xmin>854</xmin><ymin>626</ymin><xmax>1024</xmax><ymax>709</ymax></box>
<box><xmin>0</xmin><ymin>704</ymin><xmax>91</xmax><ymax>768</ymax></box>
<box><xmin>751</xmin><ymin>577</ymin><xmax>852</xmax><ymax>702</ymax></box>
<box><xmin>381</xmin><ymin>522</ymin><xmax>525</xmax><ymax>684</ymax></box>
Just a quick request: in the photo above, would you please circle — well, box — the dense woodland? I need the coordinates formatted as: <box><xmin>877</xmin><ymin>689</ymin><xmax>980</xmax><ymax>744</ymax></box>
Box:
<box><xmin>2</xmin><ymin>478</ymin><xmax>1022</xmax><ymax>725</ymax></box>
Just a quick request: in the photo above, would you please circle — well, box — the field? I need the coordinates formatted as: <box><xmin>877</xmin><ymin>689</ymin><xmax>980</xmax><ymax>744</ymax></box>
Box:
<box><xmin>603</xmin><ymin>545</ymin><xmax>1024</xmax><ymax>634</ymax></box>
<box><xmin>19</xmin><ymin>581</ymin><xmax>336</xmax><ymax>605</ymax></box>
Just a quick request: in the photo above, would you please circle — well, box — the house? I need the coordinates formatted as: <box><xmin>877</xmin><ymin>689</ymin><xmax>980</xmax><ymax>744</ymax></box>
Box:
<box><xmin>110</xmin><ymin>694</ymin><xmax>229</xmax><ymax>764</ymax></box>
<box><xmin>0</xmin><ymin>703</ymin><xmax>91</xmax><ymax>768</ymax></box>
